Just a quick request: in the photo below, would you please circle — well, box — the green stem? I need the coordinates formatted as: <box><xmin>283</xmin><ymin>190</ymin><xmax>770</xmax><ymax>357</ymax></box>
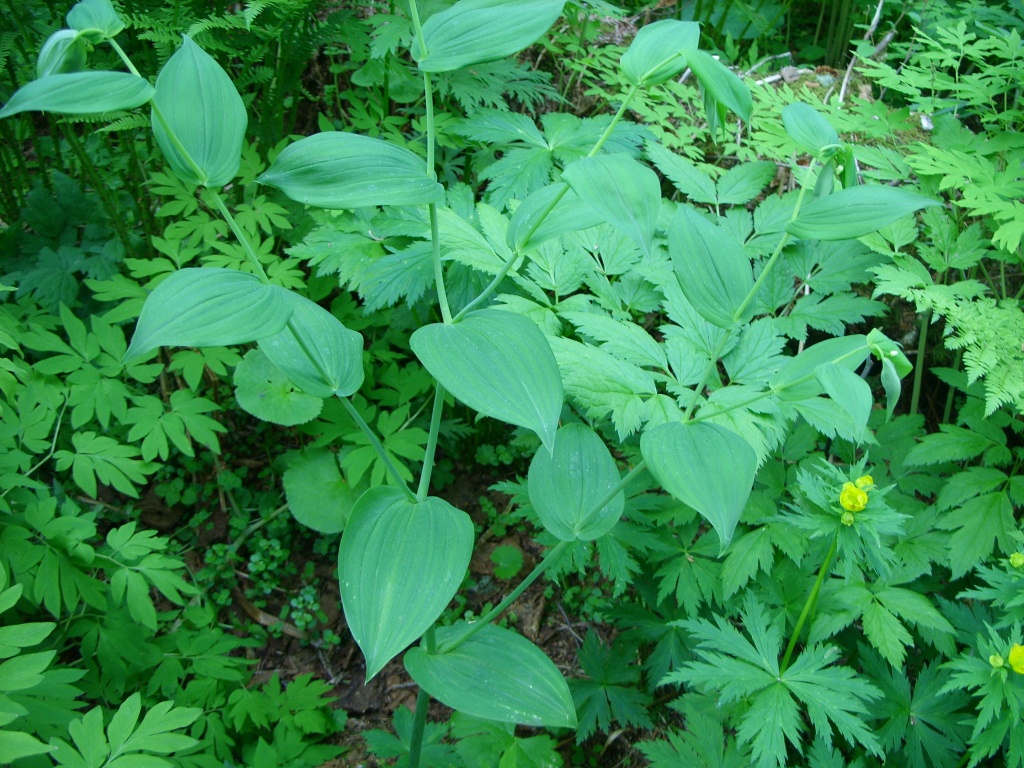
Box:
<box><xmin>206</xmin><ymin>189</ymin><xmax>271</xmax><ymax>283</ymax></box>
<box><xmin>439</xmin><ymin>460</ymin><xmax>647</xmax><ymax>653</ymax></box>
<box><xmin>779</xmin><ymin>533</ymin><xmax>838</xmax><ymax>674</ymax></box>
<box><xmin>452</xmin><ymin>252</ymin><xmax>524</xmax><ymax>322</ymax></box>
<box><xmin>416</xmin><ymin>384</ymin><xmax>446</xmax><ymax>501</ymax></box>
<box><xmin>909</xmin><ymin>309</ymin><xmax>930</xmax><ymax>416</ymax></box>
<box><xmin>429</xmin><ymin>203</ymin><xmax>453</xmax><ymax>323</ymax></box>
<box><xmin>682</xmin><ymin>331</ymin><xmax>732</xmax><ymax>422</ymax></box>
<box><xmin>408</xmin><ymin>625</ymin><xmax>437</xmax><ymax>768</ymax></box>
<box><xmin>438</xmin><ymin>540</ymin><xmax>570</xmax><ymax>654</ymax></box>
<box><xmin>338</xmin><ymin>396</ymin><xmax>417</xmax><ymax>502</ymax></box>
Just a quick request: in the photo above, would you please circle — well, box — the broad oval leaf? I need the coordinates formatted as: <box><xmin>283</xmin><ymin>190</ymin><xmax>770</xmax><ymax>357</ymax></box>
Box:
<box><xmin>151</xmin><ymin>35</ymin><xmax>246</xmax><ymax>187</ymax></box>
<box><xmin>282</xmin><ymin>449</ymin><xmax>355</xmax><ymax>534</ymax></box>
<box><xmin>668</xmin><ymin>205</ymin><xmax>754</xmax><ymax>328</ymax></box>
<box><xmin>506</xmin><ymin>183</ymin><xmax>604</xmax><ymax>251</ymax></box>
<box><xmin>0</xmin><ymin>72</ymin><xmax>153</xmax><ymax>119</ymax></box>
<box><xmin>67</xmin><ymin>0</ymin><xmax>125</xmax><ymax>40</ymax></box>
<box><xmin>782</xmin><ymin>102</ymin><xmax>839</xmax><ymax>157</ymax></box>
<box><xmin>410</xmin><ymin>309</ymin><xmax>563</xmax><ymax>452</ymax></box>
<box><xmin>125</xmin><ymin>268</ymin><xmax>293</xmax><ymax>360</ymax></box>
<box><xmin>37</xmin><ymin>31</ymin><xmax>88</xmax><ymax>78</ymax></box>
<box><xmin>640</xmin><ymin>421</ymin><xmax>756</xmax><ymax>551</ymax></box>
<box><xmin>684</xmin><ymin>48</ymin><xmax>752</xmax><ymax>122</ymax></box>
<box><xmin>528</xmin><ymin>423</ymin><xmax>623</xmax><ymax>541</ymax></box>
<box><xmin>561</xmin><ymin>154</ymin><xmax>660</xmax><ymax>256</ymax></box>
<box><xmin>338</xmin><ymin>488</ymin><xmax>473</xmax><ymax>681</ymax></box>
<box><xmin>770</xmin><ymin>335</ymin><xmax>869</xmax><ymax>401</ymax></box>
<box><xmin>416</xmin><ymin>0</ymin><xmax>566</xmax><ymax>73</ymax></box>
<box><xmin>257</xmin><ymin>132</ymin><xmax>443</xmax><ymax>209</ymax></box>
<box><xmin>620</xmin><ymin>19</ymin><xmax>699</xmax><ymax>86</ymax></box>
<box><xmin>787</xmin><ymin>185</ymin><xmax>940</xmax><ymax>241</ymax></box>
<box><xmin>406</xmin><ymin>623</ymin><xmax>576</xmax><ymax>728</ymax></box>
<box><xmin>258</xmin><ymin>294</ymin><xmax>364</xmax><ymax>398</ymax></box>
<box><xmin>815</xmin><ymin>363</ymin><xmax>872</xmax><ymax>442</ymax></box>
<box><xmin>234</xmin><ymin>349</ymin><xmax>322</xmax><ymax>426</ymax></box>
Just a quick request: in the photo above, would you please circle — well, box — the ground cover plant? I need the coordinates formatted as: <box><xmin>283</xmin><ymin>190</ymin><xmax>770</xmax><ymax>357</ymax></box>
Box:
<box><xmin>0</xmin><ymin>0</ymin><xmax>1022</xmax><ymax>766</ymax></box>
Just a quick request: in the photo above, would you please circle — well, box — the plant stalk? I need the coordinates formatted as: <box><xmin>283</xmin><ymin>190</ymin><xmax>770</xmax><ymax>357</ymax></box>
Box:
<box><xmin>416</xmin><ymin>383</ymin><xmax>446</xmax><ymax>500</ymax></box>
<box><xmin>338</xmin><ymin>396</ymin><xmax>417</xmax><ymax>502</ymax></box>
<box><xmin>779</xmin><ymin>533</ymin><xmax>838</xmax><ymax>674</ymax></box>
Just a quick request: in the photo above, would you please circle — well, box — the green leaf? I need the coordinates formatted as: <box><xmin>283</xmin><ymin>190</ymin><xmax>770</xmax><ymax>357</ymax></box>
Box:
<box><xmin>0</xmin><ymin>731</ymin><xmax>54</xmax><ymax>761</ymax></box>
<box><xmin>620</xmin><ymin>20</ymin><xmax>699</xmax><ymax>86</ymax></box>
<box><xmin>562</xmin><ymin>154</ymin><xmax>660</xmax><ymax>256</ymax></box>
<box><xmin>645</xmin><ymin>142</ymin><xmax>717</xmax><ymax>203</ymax></box>
<box><xmin>37</xmin><ymin>30</ymin><xmax>88</xmax><ymax>78</ymax></box>
<box><xmin>570</xmin><ymin>631</ymin><xmax>653</xmax><ymax>740</ymax></box>
<box><xmin>0</xmin><ymin>72</ymin><xmax>153</xmax><ymax>119</ymax></box>
<box><xmin>282</xmin><ymin>449</ymin><xmax>353</xmax><ymax>534</ymax></box>
<box><xmin>151</xmin><ymin>36</ymin><xmax>246</xmax><ymax>187</ymax></box>
<box><xmin>490</xmin><ymin>545</ymin><xmax>524</xmax><ymax>580</ymax></box>
<box><xmin>53</xmin><ymin>432</ymin><xmax>152</xmax><ymax>498</ymax></box>
<box><xmin>258</xmin><ymin>294</ymin><xmax>364</xmax><ymax>398</ymax></box>
<box><xmin>257</xmin><ymin>132</ymin><xmax>443</xmax><ymax>209</ymax></box>
<box><xmin>415</xmin><ymin>0</ymin><xmax>566</xmax><ymax>73</ymax></box>
<box><xmin>233</xmin><ymin>349</ymin><xmax>322</xmax><ymax>426</ymax></box>
<box><xmin>770</xmin><ymin>335</ymin><xmax>869</xmax><ymax>401</ymax></box>
<box><xmin>684</xmin><ymin>48</ymin><xmax>752</xmax><ymax>122</ymax></box>
<box><xmin>411</xmin><ymin>309</ymin><xmax>563</xmax><ymax>452</ymax></box>
<box><xmin>406</xmin><ymin>623</ymin><xmax>576</xmax><ymax>728</ymax></box>
<box><xmin>782</xmin><ymin>102</ymin><xmax>839</xmax><ymax>157</ymax></box>
<box><xmin>66</xmin><ymin>0</ymin><xmax>125</xmax><ymax>39</ymax></box>
<box><xmin>126</xmin><ymin>268</ymin><xmax>294</xmax><ymax>360</ymax></box>
<box><xmin>815</xmin><ymin>363</ymin><xmax>872</xmax><ymax>442</ymax></box>
<box><xmin>787</xmin><ymin>186</ymin><xmax>940</xmax><ymax>241</ymax></box>
<box><xmin>339</xmin><ymin>487</ymin><xmax>473</xmax><ymax>681</ymax></box>
<box><xmin>640</xmin><ymin>421</ymin><xmax>757</xmax><ymax>550</ymax></box>
<box><xmin>528</xmin><ymin>423</ymin><xmax>624</xmax><ymax>541</ymax></box>
<box><xmin>506</xmin><ymin>183</ymin><xmax>603</xmax><ymax>251</ymax></box>
<box><xmin>716</xmin><ymin>161</ymin><xmax>777</xmax><ymax>205</ymax></box>
<box><xmin>668</xmin><ymin>205</ymin><xmax>754</xmax><ymax>328</ymax></box>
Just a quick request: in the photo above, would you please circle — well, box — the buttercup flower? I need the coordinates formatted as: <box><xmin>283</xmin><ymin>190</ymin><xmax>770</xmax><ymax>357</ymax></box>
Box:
<box><xmin>1010</xmin><ymin>552</ymin><xmax>1024</xmax><ymax>569</ymax></box>
<box><xmin>840</xmin><ymin>482</ymin><xmax>868</xmax><ymax>513</ymax></box>
<box><xmin>1009</xmin><ymin>643</ymin><xmax>1024</xmax><ymax>674</ymax></box>
<box><xmin>854</xmin><ymin>475</ymin><xmax>874</xmax><ymax>489</ymax></box>
<box><xmin>990</xmin><ymin>653</ymin><xmax>1005</xmax><ymax>669</ymax></box>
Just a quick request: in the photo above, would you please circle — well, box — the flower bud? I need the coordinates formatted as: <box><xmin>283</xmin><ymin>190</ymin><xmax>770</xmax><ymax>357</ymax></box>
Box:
<box><xmin>841</xmin><ymin>511</ymin><xmax>855</xmax><ymax>526</ymax></box>
<box><xmin>990</xmin><ymin>654</ymin><xmax>1005</xmax><ymax>668</ymax></box>
<box><xmin>1010</xmin><ymin>552</ymin><xmax>1024</xmax><ymax>569</ymax></box>
<box><xmin>37</xmin><ymin>30</ymin><xmax>88</xmax><ymax>78</ymax></box>
<box><xmin>840</xmin><ymin>482</ymin><xmax>867</xmax><ymax>512</ymax></box>
<box><xmin>1010</xmin><ymin>644</ymin><xmax>1024</xmax><ymax>674</ymax></box>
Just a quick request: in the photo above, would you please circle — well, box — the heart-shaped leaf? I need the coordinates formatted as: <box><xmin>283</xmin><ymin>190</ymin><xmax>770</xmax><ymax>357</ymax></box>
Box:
<box><xmin>411</xmin><ymin>309</ymin><xmax>563</xmax><ymax>452</ymax></box>
<box><xmin>406</xmin><ymin>623</ymin><xmax>576</xmax><ymax>728</ymax></box>
<box><xmin>338</xmin><ymin>488</ymin><xmax>473</xmax><ymax>681</ymax></box>
<box><xmin>620</xmin><ymin>19</ymin><xmax>699</xmax><ymax>86</ymax></box>
<box><xmin>234</xmin><ymin>349</ymin><xmax>322</xmax><ymax>426</ymax></box>
<box><xmin>0</xmin><ymin>72</ymin><xmax>153</xmax><ymax>119</ymax></box>
<box><xmin>257</xmin><ymin>131</ymin><xmax>443</xmax><ymax>209</ymax></box>
<box><xmin>37</xmin><ymin>31</ymin><xmax>88</xmax><ymax>78</ymax></box>
<box><xmin>528</xmin><ymin>423</ymin><xmax>623</xmax><ymax>541</ymax></box>
<box><xmin>787</xmin><ymin>185</ymin><xmax>940</xmax><ymax>241</ymax></box>
<box><xmin>151</xmin><ymin>35</ymin><xmax>247</xmax><ymax>188</ymax></box>
<box><xmin>282</xmin><ymin>449</ymin><xmax>355</xmax><ymax>534</ymax></box>
<box><xmin>668</xmin><ymin>205</ymin><xmax>754</xmax><ymax>328</ymax></box>
<box><xmin>67</xmin><ymin>0</ymin><xmax>125</xmax><ymax>40</ymax></box>
<box><xmin>125</xmin><ymin>268</ymin><xmax>294</xmax><ymax>361</ymax></box>
<box><xmin>783</xmin><ymin>102</ymin><xmax>839</xmax><ymax>157</ymax></box>
<box><xmin>640</xmin><ymin>421</ymin><xmax>756</xmax><ymax>550</ymax></box>
<box><xmin>416</xmin><ymin>0</ymin><xmax>566</xmax><ymax>73</ymax></box>
<box><xmin>562</xmin><ymin>154</ymin><xmax>660</xmax><ymax>256</ymax></box>
<box><xmin>258</xmin><ymin>294</ymin><xmax>364</xmax><ymax>398</ymax></box>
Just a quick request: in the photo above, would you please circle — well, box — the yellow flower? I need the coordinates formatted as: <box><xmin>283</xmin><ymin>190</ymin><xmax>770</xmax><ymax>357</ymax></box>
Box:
<box><xmin>1010</xmin><ymin>552</ymin><xmax>1024</xmax><ymax>569</ymax></box>
<box><xmin>1009</xmin><ymin>644</ymin><xmax>1024</xmax><ymax>674</ymax></box>
<box><xmin>840</xmin><ymin>482</ymin><xmax>868</xmax><ymax>512</ymax></box>
<box><xmin>855</xmin><ymin>475</ymin><xmax>874</xmax><ymax>489</ymax></box>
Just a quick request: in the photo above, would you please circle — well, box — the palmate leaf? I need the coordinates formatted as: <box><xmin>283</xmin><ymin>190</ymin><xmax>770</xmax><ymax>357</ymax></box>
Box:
<box><xmin>667</xmin><ymin>595</ymin><xmax>882</xmax><ymax>768</ymax></box>
<box><xmin>569</xmin><ymin>631</ymin><xmax>653</xmax><ymax>741</ymax></box>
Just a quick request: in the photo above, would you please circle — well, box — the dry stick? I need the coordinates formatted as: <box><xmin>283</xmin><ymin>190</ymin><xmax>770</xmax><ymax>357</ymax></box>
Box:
<box><xmin>837</xmin><ymin>0</ymin><xmax>885</xmax><ymax>105</ymax></box>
